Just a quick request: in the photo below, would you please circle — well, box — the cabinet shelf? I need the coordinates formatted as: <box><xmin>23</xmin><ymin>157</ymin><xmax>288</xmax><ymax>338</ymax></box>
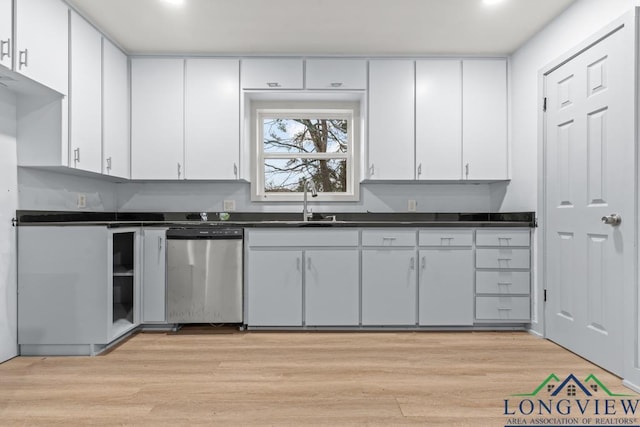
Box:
<box><xmin>113</xmin><ymin>268</ymin><xmax>134</xmax><ymax>277</ymax></box>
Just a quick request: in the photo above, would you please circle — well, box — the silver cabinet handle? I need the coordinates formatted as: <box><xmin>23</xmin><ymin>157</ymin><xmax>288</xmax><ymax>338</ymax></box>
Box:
<box><xmin>497</xmin><ymin>307</ymin><xmax>512</xmax><ymax>311</ymax></box>
<box><xmin>158</xmin><ymin>236</ymin><xmax>162</xmax><ymax>252</ymax></box>
<box><xmin>369</xmin><ymin>164</ymin><xmax>375</xmax><ymax>177</ymax></box>
<box><xmin>497</xmin><ymin>282</ymin><xmax>512</xmax><ymax>286</ymax></box>
<box><xmin>266</xmin><ymin>82</ymin><xmax>281</xmax><ymax>88</ymax></box>
<box><xmin>0</xmin><ymin>39</ymin><xmax>10</xmax><ymax>61</ymax></box>
<box><xmin>177</xmin><ymin>162</ymin><xmax>182</xmax><ymax>178</ymax></box>
<box><xmin>18</xmin><ymin>49</ymin><xmax>28</xmax><ymax>69</ymax></box>
<box><xmin>233</xmin><ymin>162</ymin><xmax>238</xmax><ymax>178</ymax></box>
<box><xmin>417</xmin><ymin>163</ymin><xmax>422</xmax><ymax>177</ymax></box>
<box><xmin>73</xmin><ymin>148</ymin><xmax>80</xmax><ymax>164</ymax></box>
<box><xmin>106</xmin><ymin>157</ymin><xmax>112</xmax><ymax>172</ymax></box>
<box><xmin>296</xmin><ymin>257</ymin><xmax>301</xmax><ymax>271</ymax></box>
<box><xmin>601</xmin><ymin>213</ymin><xmax>621</xmax><ymax>226</ymax></box>
<box><xmin>410</xmin><ymin>257</ymin><xmax>415</xmax><ymax>270</ymax></box>
<box><xmin>465</xmin><ymin>163</ymin><xmax>469</xmax><ymax>178</ymax></box>
<box><xmin>330</xmin><ymin>82</ymin><xmax>343</xmax><ymax>88</ymax></box>
<box><xmin>421</xmin><ymin>256</ymin><xmax>425</xmax><ymax>270</ymax></box>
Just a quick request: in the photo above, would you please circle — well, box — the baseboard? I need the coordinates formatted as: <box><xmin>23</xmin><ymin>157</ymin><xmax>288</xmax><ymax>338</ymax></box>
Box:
<box><xmin>622</xmin><ymin>379</ymin><xmax>640</xmax><ymax>393</ymax></box>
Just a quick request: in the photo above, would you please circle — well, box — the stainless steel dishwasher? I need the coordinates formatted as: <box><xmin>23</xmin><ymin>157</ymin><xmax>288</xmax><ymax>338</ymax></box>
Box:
<box><xmin>166</xmin><ymin>228</ymin><xmax>243</xmax><ymax>324</ymax></box>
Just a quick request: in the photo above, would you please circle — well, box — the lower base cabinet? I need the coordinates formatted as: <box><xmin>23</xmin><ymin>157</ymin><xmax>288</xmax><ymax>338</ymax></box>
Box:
<box><xmin>362</xmin><ymin>250</ymin><xmax>417</xmax><ymax>325</ymax></box>
<box><xmin>141</xmin><ymin>228</ymin><xmax>167</xmax><ymax>323</ymax></box>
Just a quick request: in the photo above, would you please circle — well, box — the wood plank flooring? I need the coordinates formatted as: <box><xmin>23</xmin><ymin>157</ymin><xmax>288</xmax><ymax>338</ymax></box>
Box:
<box><xmin>0</xmin><ymin>330</ymin><xmax>632</xmax><ymax>426</ymax></box>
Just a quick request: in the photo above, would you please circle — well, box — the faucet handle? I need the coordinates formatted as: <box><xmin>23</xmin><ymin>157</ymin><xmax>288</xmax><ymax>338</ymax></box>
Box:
<box><xmin>200</xmin><ymin>212</ymin><xmax>208</xmax><ymax>222</ymax></box>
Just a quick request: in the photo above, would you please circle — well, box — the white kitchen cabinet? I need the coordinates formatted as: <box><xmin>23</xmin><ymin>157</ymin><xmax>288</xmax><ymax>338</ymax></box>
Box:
<box><xmin>18</xmin><ymin>227</ymin><xmax>140</xmax><ymax>356</ymax></box>
<box><xmin>69</xmin><ymin>11</ymin><xmax>102</xmax><ymax>174</ymax></box>
<box><xmin>362</xmin><ymin>249</ymin><xmax>417</xmax><ymax>325</ymax></box>
<box><xmin>241</xmin><ymin>58</ymin><xmax>303</xmax><ymax>89</ymax></box>
<box><xmin>142</xmin><ymin>229</ymin><xmax>167</xmax><ymax>323</ymax></box>
<box><xmin>185</xmin><ymin>58</ymin><xmax>240</xmax><ymax>180</ymax></box>
<box><xmin>131</xmin><ymin>58</ymin><xmax>185</xmax><ymax>180</ymax></box>
<box><xmin>368</xmin><ymin>60</ymin><xmax>415</xmax><ymax>180</ymax></box>
<box><xmin>305</xmin><ymin>59</ymin><xmax>367</xmax><ymax>90</ymax></box>
<box><xmin>418</xmin><ymin>249</ymin><xmax>473</xmax><ymax>326</ymax></box>
<box><xmin>415</xmin><ymin>60</ymin><xmax>462</xmax><ymax>180</ymax></box>
<box><xmin>462</xmin><ymin>59</ymin><xmax>508</xmax><ymax>180</ymax></box>
<box><xmin>247</xmin><ymin>250</ymin><xmax>303</xmax><ymax>326</ymax></box>
<box><xmin>14</xmin><ymin>0</ymin><xmax>68</xmax><ymax>95</ymax></box>
<box><xmin>0</xmin><ymin>0</ymin><xmax>11</xmax><ymax>69</ymax></box>
<box><xmin>102</xmin><ymin>39</ymin><xmax>130</xmax><ymax>179</ymax></box>
<box><xmin>304</xmin><ymin>250</ymin><xmax>359</xmax><ymax>326</ymax></box>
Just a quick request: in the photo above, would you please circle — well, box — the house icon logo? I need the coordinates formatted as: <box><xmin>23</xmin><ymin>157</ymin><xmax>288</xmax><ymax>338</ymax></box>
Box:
<box><xmin>512</xmin><ymin>373</ymin><xmax>633</xmax><ymax>398</ymax></box>
<box><xmin>504</xmin><ymin>373</ymin><xmax>640</xmax><ymax>425</ymax></box>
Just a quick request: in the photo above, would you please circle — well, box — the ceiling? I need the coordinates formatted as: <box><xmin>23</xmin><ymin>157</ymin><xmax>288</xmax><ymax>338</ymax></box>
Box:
<box><xmin>65</xmin><ymin>0</ymin><xmax>578</xmax><ymax>56</ymax></box>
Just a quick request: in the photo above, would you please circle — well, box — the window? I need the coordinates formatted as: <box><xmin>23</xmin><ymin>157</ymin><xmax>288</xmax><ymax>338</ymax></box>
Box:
<box><xmin>252</xmin><ymin>105</ymin><xmax>359</xmax><ymax>201</ymax></box>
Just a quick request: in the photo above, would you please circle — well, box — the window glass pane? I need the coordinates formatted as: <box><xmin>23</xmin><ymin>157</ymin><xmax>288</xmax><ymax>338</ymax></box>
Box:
<box><xmin>263</xmin><ymin>119</ymin><xmax>347</xmax><ymax>154</ymax></box>
<box><xmin>264</xmin><ymin>158</ymin><xmax>347</xmax><ymax>193</ymax></box>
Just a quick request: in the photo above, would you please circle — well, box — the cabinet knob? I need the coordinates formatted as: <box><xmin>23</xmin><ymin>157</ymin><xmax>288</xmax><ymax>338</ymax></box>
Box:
<box><xmin>601</xmin><ymin>213</ymin><xmax>621</xmax><ymax>226</ymax></box>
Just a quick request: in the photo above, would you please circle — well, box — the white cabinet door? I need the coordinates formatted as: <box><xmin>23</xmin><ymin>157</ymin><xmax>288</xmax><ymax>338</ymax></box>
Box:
<box><xmin>103</xmin><ymin>39</ymin><xmax>130</xmax><ymax>179</ymax></box>
<box><xmin>0</xmin><ymin>0</ymin><xmax>11</xmax><ymax>69</ymax></box>
<box><xmin>69</xmin><ymin>12</ymin><xmax>102</xmax><ymax>174</ymax></box>
<box><xmin>305</xmin><ymin>250</ymin><xmax>359</xmax><ymax>326</ymax></box>
<box><xmin>142</xmin><ymin>229</ymin><xmax>167</xmax><ymax>323</ymax></box>
<box><xmin>462</xmin><ymin>59</ymin><xmax>508</xmax><ymax>180</ymax></box>
<box><xmin>305</xmin><ymin>59</ymin><xmax>367</xmax><ymax>90</ymax></box>
<box><xmin>14</xmin><ymin>0</ymin><xmax>68</xmax><ymax>94</ymax></box>
<box><xmin>241</xmin><ymin>58</ymin><xmax>303</xmax><ymax>89</ymax></box>
<box><xmin>247</xmin><ymin>250</ymin><xmax>303</xmax><ymax>326</ymax></box>
<box><xmin>418</xmin><ymin>249</ymin><xmax>473</xmax><ymax>326</ymax></box>
<box><xmin>362</xmin><ymin>249</ymin><xmax>417</xmax><ymax>325</ymax></box>
<box><xmin>131</xmin><ymin>58</ymin><xmax>184</xmax><ymax>180</ymax></box>
<box><xmin>368</xmin><ymin>60</ymin><xmax>415</xmax><ymax>180</ymax></box>
<box><xmin>416</xmin><ymin>60</ymin><xmax>462</xmax><ymax>180</ymax></box>
<box><xmin>185</xmin><ymin>58</ymin><xmax>239</xmax><ymax>180</ymax></box>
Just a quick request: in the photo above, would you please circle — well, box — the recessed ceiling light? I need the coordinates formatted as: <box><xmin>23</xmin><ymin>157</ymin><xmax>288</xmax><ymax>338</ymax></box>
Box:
<box><xmin>162</xmin><ymin>0</ymin><xmax>185</xmax><ymax>6</ymax></box>
<box><xmin>483</xmin><ymin>0</ymin><xmax>505</xmax><ymax>5</ymax></box>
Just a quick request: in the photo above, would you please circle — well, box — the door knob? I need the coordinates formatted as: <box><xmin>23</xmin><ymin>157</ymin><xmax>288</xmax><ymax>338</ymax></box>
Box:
<box><xmin>601</xmin><ymin>214</ymin><xmax>621</xmax><ymax>226</ymax></box>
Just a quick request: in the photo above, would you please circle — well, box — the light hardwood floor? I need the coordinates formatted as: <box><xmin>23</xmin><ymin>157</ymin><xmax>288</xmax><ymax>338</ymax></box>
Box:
<box><xmin>0</xmin><ymin>330</ymin><xmax>632</xmax><ymax>426</ymax></box>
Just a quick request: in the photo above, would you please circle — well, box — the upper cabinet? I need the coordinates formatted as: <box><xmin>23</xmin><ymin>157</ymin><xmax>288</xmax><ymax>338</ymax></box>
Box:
<box><xmin>131</xmin><ymin>58</ymin><xmax>185</xmax><ymax>180</ymax></box>
<box><xmin>69</xmin><ymin>11</ymin><xmax>102</xmax><ymax>174</ymax></box>
<box><xmin>0</xmin><ymin>0</ymin><xmax>11</xmax><ymax>69</ymax></box>
<box><xmin>131</xmin><ymin>57</ymin><xmax>241</xmax><ymax>180</ymax></box>
<box><xmin>305</xmin><ymin>59</ymin><xmax>367</xmax><ymax>90</ymax></box>
<box><xmin>185</xmin><ymin>58</ymin><xmax>240</xmax><ymax>180</ymax></box>
<box><xmin>462</xmin><ymin>59</ymin><xmax>508</xmax><ymax>180</ymax></box>
<box><xmin>14</xmin><ymin>0</ymin><xmax>69</xmax><ymax>95</ymax></box>
<box><xmin>102</xmin><ymin>39</ymin><xmax>130</xmax><ymax>179</ymax></box>
<box><xmin>368</xmin><ymin>60</ymin><xmax>415</xmax><ymax>180</ymax></box>
<box><xmin>416</xmin><ymin>60</ymin><xmax>463</xmax><ymax>180</ymax></box>
<box><xmin>241</xmin><ymin>58</ymin><xmax>303</xmax><ymax>89</ymax></box>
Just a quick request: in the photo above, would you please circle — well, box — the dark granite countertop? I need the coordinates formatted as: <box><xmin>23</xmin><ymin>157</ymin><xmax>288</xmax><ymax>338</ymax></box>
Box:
<box><xmin>15</xmin><ymin>211</ymin><xmax>536</xmax><ymax>228</ymax></box>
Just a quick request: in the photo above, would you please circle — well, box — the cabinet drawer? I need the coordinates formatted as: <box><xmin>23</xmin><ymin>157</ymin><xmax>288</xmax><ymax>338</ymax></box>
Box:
<box><xmin>476</xmin><ymin>271</ymin><xmax>530</xmax><ymax>295</ymax></box>
<box><xmin>247</xmin><ymin>229</ymin><xmax>358</xmax><ymax>247</ymax></box>
<box><xmin>362</xmin><ymin>230</ymin><xmax>416</xmax><ymax>247</ymax></box>
<box><xmin>305</xmin><ymin>59</ymin><xmax>367</xmax><ymax>89</ymax></box>
<box><xmin>475</xmin><ymin>296</ymin><xmax>530</xmax><ymax>321</ymax></box>
<box><xmin>476</xmin><ymin>229</ymin><xmax>530</xmax><ymax>247</ymax></box>
<box><xmin>419</xmin><ymin>229</ymin><xmax>473</xmax><ymax>247</ymax></box>
<box><xmin>476</xmin><ymin>248</ymin><xmax>530</xmax><ymax>269</ymax></box>
<box><xmin>241</xmin><ymin>59</ymin><xmax>303</xmax><ymax>89</ymax></box>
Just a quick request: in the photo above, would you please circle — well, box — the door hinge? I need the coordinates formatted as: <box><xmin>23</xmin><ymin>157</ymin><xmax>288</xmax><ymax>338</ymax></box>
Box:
<box><xmin>544</xmin><ymin>289</ymin><xmax>548</xmax><ymax>302</ymax></box>
<box><xmin>543</xmin><ymin>97</ymin><xmax>547</xmax><ymax>112</ymax></box>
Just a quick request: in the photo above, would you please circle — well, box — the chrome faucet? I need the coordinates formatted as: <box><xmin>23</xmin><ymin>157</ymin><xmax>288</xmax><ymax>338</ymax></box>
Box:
<box><xmin>302</xmin><ymin>179</ymin><xmax>318</xmax><ymax>221</ymax></box>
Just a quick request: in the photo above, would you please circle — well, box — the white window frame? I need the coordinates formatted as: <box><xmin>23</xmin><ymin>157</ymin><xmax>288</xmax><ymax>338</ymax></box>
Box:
<box><xmin>252</xmin><ymin>105</ymin><xmax>360</xmax><ymax>202</ymax></box>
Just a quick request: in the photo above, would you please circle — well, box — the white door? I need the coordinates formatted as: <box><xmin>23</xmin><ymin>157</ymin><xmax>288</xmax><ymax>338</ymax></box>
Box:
<box><xmin>184</xmin><ymin>58</ymin><xmax>239</xmax><ymax>180</ymax></box>
<box><xmin>304</xmin><ymin>250</ymin><xmax>359</xmax><ymax>326</ymax></box>
<box><xmin>247</xmin><ymin>250</ymin><xmax>302</xmax><ymax>326</ymax></box>
<box><xmin>0</xmin><ymin>0</ymin><xmax>12</xmax><ymax>69</ymax></box>
<box><xmin>103</xmin><ymin>39</ymin><xmax>130</xmax><ymax>179</ymax></box>
<box><xmin>69</xmin><ymin>11</ymin><xmax>102</xmax><ymax>174</ymax></box>
<box><xmin>544</xmin><ymin>25</ymin><xmax>634</xmax><ymax>376</ymax></box>
<box><xmin>362</xmin><ymin>249</ymin><xmax>417</xmax><ymax>325</ymax></box>
<box><xmin>131</xmin><ymin>58</ymin><xmax>184</xmax><ymax>180</ymax></box>
<box><xmin>368</xmin><ymin>60</ymin><xmax>415</xmax><ymax>180</ymax></box>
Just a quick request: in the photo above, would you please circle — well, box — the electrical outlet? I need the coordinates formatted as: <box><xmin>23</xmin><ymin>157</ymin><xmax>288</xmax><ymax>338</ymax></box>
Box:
<box><xmin>223</xmin><ymin>200</ymin><xmax>236</xmax><ymax>211</ymax></box>
<box><xmin>408</xmin><ymin>199</ymin><xmax>417</xmax><ymax>212</ymax></box>
<box><xmin>76</xmin><ymin>193</ymin><xmax>87</xmax><ymax>209</ymax></box>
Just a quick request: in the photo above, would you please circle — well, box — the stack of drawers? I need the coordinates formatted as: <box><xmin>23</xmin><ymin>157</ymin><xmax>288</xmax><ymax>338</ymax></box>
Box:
<box><xmin>474</xmin><ymin>229</ymin><xmax>531</xmax><ymax>322</ymax></box>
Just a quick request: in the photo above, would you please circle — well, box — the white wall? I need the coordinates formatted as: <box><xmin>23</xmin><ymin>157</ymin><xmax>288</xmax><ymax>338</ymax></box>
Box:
<box><xmin>0</xmin><ymin>90</ymin><xmax>18</xmax><ymax>363</ymax></box>
<box><xmin>506</xmin><ymin>0</ymin><xmax>640</xmax><ymax>335</ymax></box>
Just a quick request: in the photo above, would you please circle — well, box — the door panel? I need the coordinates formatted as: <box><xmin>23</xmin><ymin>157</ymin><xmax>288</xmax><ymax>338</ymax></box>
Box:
<box><xmin>544</xmin><ymin>25</ymin><xmax>633</xmax><ymax>375</ymax></box>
